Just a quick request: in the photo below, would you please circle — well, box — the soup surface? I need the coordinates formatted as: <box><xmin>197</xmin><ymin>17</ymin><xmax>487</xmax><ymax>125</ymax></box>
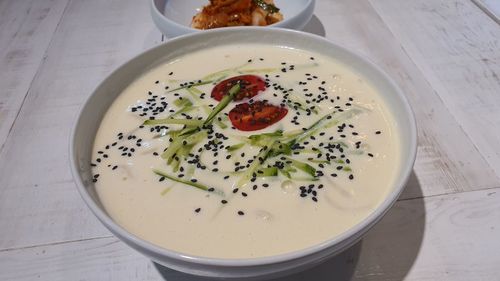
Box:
<box><xmin>92</xmin><ymin>44</ymin><xmax>400</xmax><ymax>259</ymax></box>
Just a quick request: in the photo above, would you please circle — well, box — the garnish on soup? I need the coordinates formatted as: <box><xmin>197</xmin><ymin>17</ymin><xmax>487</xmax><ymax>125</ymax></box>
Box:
<box><xmin>211</xmin><ymin>74</ymin><xmax>266</xmax><ymax>101</ymax></box>
<box><xmin>228</xmin><ymin>100</ymin><xmax>288</xmax><ymax>131</ymax></box>
<box><xmin>90</xmin><ymin>45</ymin><xmax>399</xmax><ymax>259</ymax></box>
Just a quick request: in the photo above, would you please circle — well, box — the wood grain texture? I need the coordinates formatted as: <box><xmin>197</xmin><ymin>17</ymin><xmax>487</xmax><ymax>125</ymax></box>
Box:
<box><xmin>471</xmin><ymin>0</ymin><xmax>500</xmax><ymax>23</ymax></box>
<box><xmin>0</xmin><ymin>0</ymin><xmax>69</xmax><ymax>152</ymax></box>
<box><xmin>0</xmin><ymin>0</ymin><xmax>162</xmax><ymax>250</ymax></box>
<box><xmin>353</xmin><ymin>188</ymin><xmax>500</xmax><ymax>281</ymax></box>
<box><xmin>1</xmin><ymin>188</ymin><xmax>498</xmax><ymax>281</ymax></box>
<box><xmin>368</xmin><ymin>0</ymin><xmax>500</xmax><ymax>179</ymax></box>
<box><xmin>314</xmin><ymin>0</ymin><xmax>500</xmax><ymax>199</ymax></box>
<box><xmin>1</xmin><ymin>0</ymin><xmax>500</xmax><ymax>280</ymax></box>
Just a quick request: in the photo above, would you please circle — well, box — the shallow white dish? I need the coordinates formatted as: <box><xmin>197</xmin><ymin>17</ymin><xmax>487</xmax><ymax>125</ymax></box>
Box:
<box><xmin>70</xmin><ymin>27</ymin><xmax>417</xmax><ymax>280</ymax></box>
<box><xmin>151</xmin><ymin>0</ymin><xmax>316</xmax><ymax>38</ymax></box>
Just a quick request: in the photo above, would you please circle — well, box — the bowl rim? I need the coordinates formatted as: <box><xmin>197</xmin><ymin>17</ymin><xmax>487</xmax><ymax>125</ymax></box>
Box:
<box><xmin>70</xmin><ymin>26</ymin><xmax>417</xmax><ymax>268</ymax></box>
<box><xmin>150</xmin><ymin>0</ymin><xmax>316</xmax><ymax>34</ymax></box>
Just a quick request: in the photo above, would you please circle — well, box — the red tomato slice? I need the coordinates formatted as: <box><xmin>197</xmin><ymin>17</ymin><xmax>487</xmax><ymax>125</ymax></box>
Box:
<box><xmin>211</xmin><ymin>75</ymin><xmax>266</xmax><ymax>101</ymax></box>
<box><xmin>228</xmin><ymin>101</ymin><xmax>288</xmax><ymax>131</ymax></box>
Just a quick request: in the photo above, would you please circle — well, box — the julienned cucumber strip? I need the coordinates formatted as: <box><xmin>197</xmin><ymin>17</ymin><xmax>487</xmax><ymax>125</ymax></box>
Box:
<box><xmin>168</xmin><ymin>80</ymin><xmax>214</xmax><ymax>92</ymax></box>
<box><xmin>174</xmin><ymin>98</ymin><xmax>193</xmax><ymax>107</ymax></box>
<box><xmin>204</xmin><ymin>84</ymin><xmax>240</xmax><ymax>125</ymax></box>
<box><xmin>143</xmin><ymin>118</ymin><xmax>203</xmax><ymax>127</ymax></box>
<box><xmin>160</xmin><ymin>187</ymin><xmax>172</xmax><ymax>196</ymax></box>
<box><xmin>248</xmin><ymin>130</ymin><xmax>283</xmax><ymax>146</ymax></box>
<box><xmin>288</xmin><ymin>108</ymin><xmax>362</xmax><ymax>145</ymax></box>
<box><xmin>168</xmin><ymin>105</ymin><xmax>196</xmax><ymax>118</ymax></box>
<box><xmin>256</xmin><ymin>167</ymin><xmax>278</xmax><ymax>177</ymax></box>
<box><xmin>186</xmin><ymin>87</ymin><xmax>228</xmax><ymax>129</ymax></box>
<box><xmin>279</xmin><ymin>168</ymin><xmax>291</xmax><ymax>179</ymax></box>
<box><xmin>285</xmin><ymin>157</ymin><xmax>317</xmax><ymax>177</ymax></box>
<box><xmin>201</xmin><ymin>61</ymin><xmax>250</xmax><ymax>81</ymax></box>
<box><xmin>236</xmin><ymin>139</ymin><xmax>276</xmax><ymax>188</ymax></box>
<box><xmin>178</xmin><ymin>84</ymin><xmax>240</xmax><ymax>137</ymax></box>
<box><xmin>153</xmin><ymin>169</ymin><xmax>224</xmax><ymax>196</ymax></box>
<box><xmin>226</xmin><ymin>143</ymin><xmax>245</xmax><ymax>152</ymax></box>
<box><xmin>160</xmin><ymin>83</ymin><xmax>240</xmax><ymax>172</ymax></box>
<box><xmin>231</xmin><ymin>108</ymin><xmax>363</xmax><ymax>185</ymax></box>
<box><xmin>161</xmin><ymin>130</ymin><xmax>207</xmax><ymax>160</ymax></box>
<box><xmin>243</xmin><ymin>109</ymin><xmax>362</xmax><ymax>149</ymax></box>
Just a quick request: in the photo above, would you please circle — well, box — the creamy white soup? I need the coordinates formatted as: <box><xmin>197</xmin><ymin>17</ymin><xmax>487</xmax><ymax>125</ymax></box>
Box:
<box><xmin>92</xmin><ymin>44</ymin><xmax>400</xmax><ymax>259</ymax></box>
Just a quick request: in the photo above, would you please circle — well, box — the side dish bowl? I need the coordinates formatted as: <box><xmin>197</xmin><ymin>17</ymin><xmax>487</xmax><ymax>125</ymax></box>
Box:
<box><xmin>151</xmin><ymin>0</ymin><xmax>316</xmax><ymax>38</ymax></box>
<box><xmin>70</xmin><ymin>27</ymin><xmax>417</xmax><ymax>280</ymax></box>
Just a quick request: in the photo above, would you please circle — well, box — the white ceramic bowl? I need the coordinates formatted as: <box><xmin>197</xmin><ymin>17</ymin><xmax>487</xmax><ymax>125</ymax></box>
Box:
<box><xmin>70</xmin><ymin>27</ymin><xmax>417</xmax><ymax>280</ymax></box>
<box><xmin>151</xmin><ymin>0</ymin><xmax>316</xmax><ymax>38</ymax></box>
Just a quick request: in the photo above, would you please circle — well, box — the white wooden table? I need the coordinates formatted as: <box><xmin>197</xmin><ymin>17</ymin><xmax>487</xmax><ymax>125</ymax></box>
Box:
<box><xmin>1</xmin><ymin>0</ymin><xmax>499</xmax><ymax>280</ymax></box>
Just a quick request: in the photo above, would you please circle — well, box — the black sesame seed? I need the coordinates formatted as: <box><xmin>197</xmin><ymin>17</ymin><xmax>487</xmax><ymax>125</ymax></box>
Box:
<box><xmin>238</xmin><ymin>211</ymin><xmax>245</xmax><ymax>216</ymax></box>
<box><xmin>195</xmin><ymin>208</ymin><xmax>201</xmax><ymax>213</ymax></box>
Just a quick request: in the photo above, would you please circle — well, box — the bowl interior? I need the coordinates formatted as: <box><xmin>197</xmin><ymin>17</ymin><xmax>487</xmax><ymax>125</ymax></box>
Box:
<box><xmin>159</xmin><ymin>0</ymin><xmax>312</xmax><ymax>27</ymax></box>
<box><xmin>71</xmin><ymin>27</ymin><xmax>416</xmax><ymax>270</ymax></box>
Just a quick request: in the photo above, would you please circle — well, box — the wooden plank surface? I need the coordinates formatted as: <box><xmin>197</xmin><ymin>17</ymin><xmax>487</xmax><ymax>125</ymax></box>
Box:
<box><xmin>314</xmin><ymin>0</ymin><xmax>500</xmax><ymax>198</ymax></box>
<box><xmin>1</xmin><ymin>188</ymin><xmax>498</xmax><ymax>281</ymax></box>
<box><xmin>472</xmin><ymin>0</ymin><xmax>500</xmax><ymax>23</ymax></box>
<box><xmin>0</xmin><ymin>0</ymin><xmax>162</xmax><ymax>250</ymax></box>
<box><xmin>368</xmin><ymin>0</ymin><xmax>500</xmax><ymax>178</ymax></box>
<box><xmin>0</xmin><ymin>0</ymin><xmax>69</xmax><ymax>152</ymax></box>
<box><xmin>0</xmin><ymin>0</ymin><xmax>499</xmax><ymax>280</ymax></box>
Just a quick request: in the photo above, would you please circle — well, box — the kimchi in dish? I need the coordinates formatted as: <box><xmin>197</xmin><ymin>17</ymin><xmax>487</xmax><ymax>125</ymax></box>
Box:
<box><xmin>191</xmin><ymin>0</ymin><xmax>283</xmax><ymax>29</ymax></box>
